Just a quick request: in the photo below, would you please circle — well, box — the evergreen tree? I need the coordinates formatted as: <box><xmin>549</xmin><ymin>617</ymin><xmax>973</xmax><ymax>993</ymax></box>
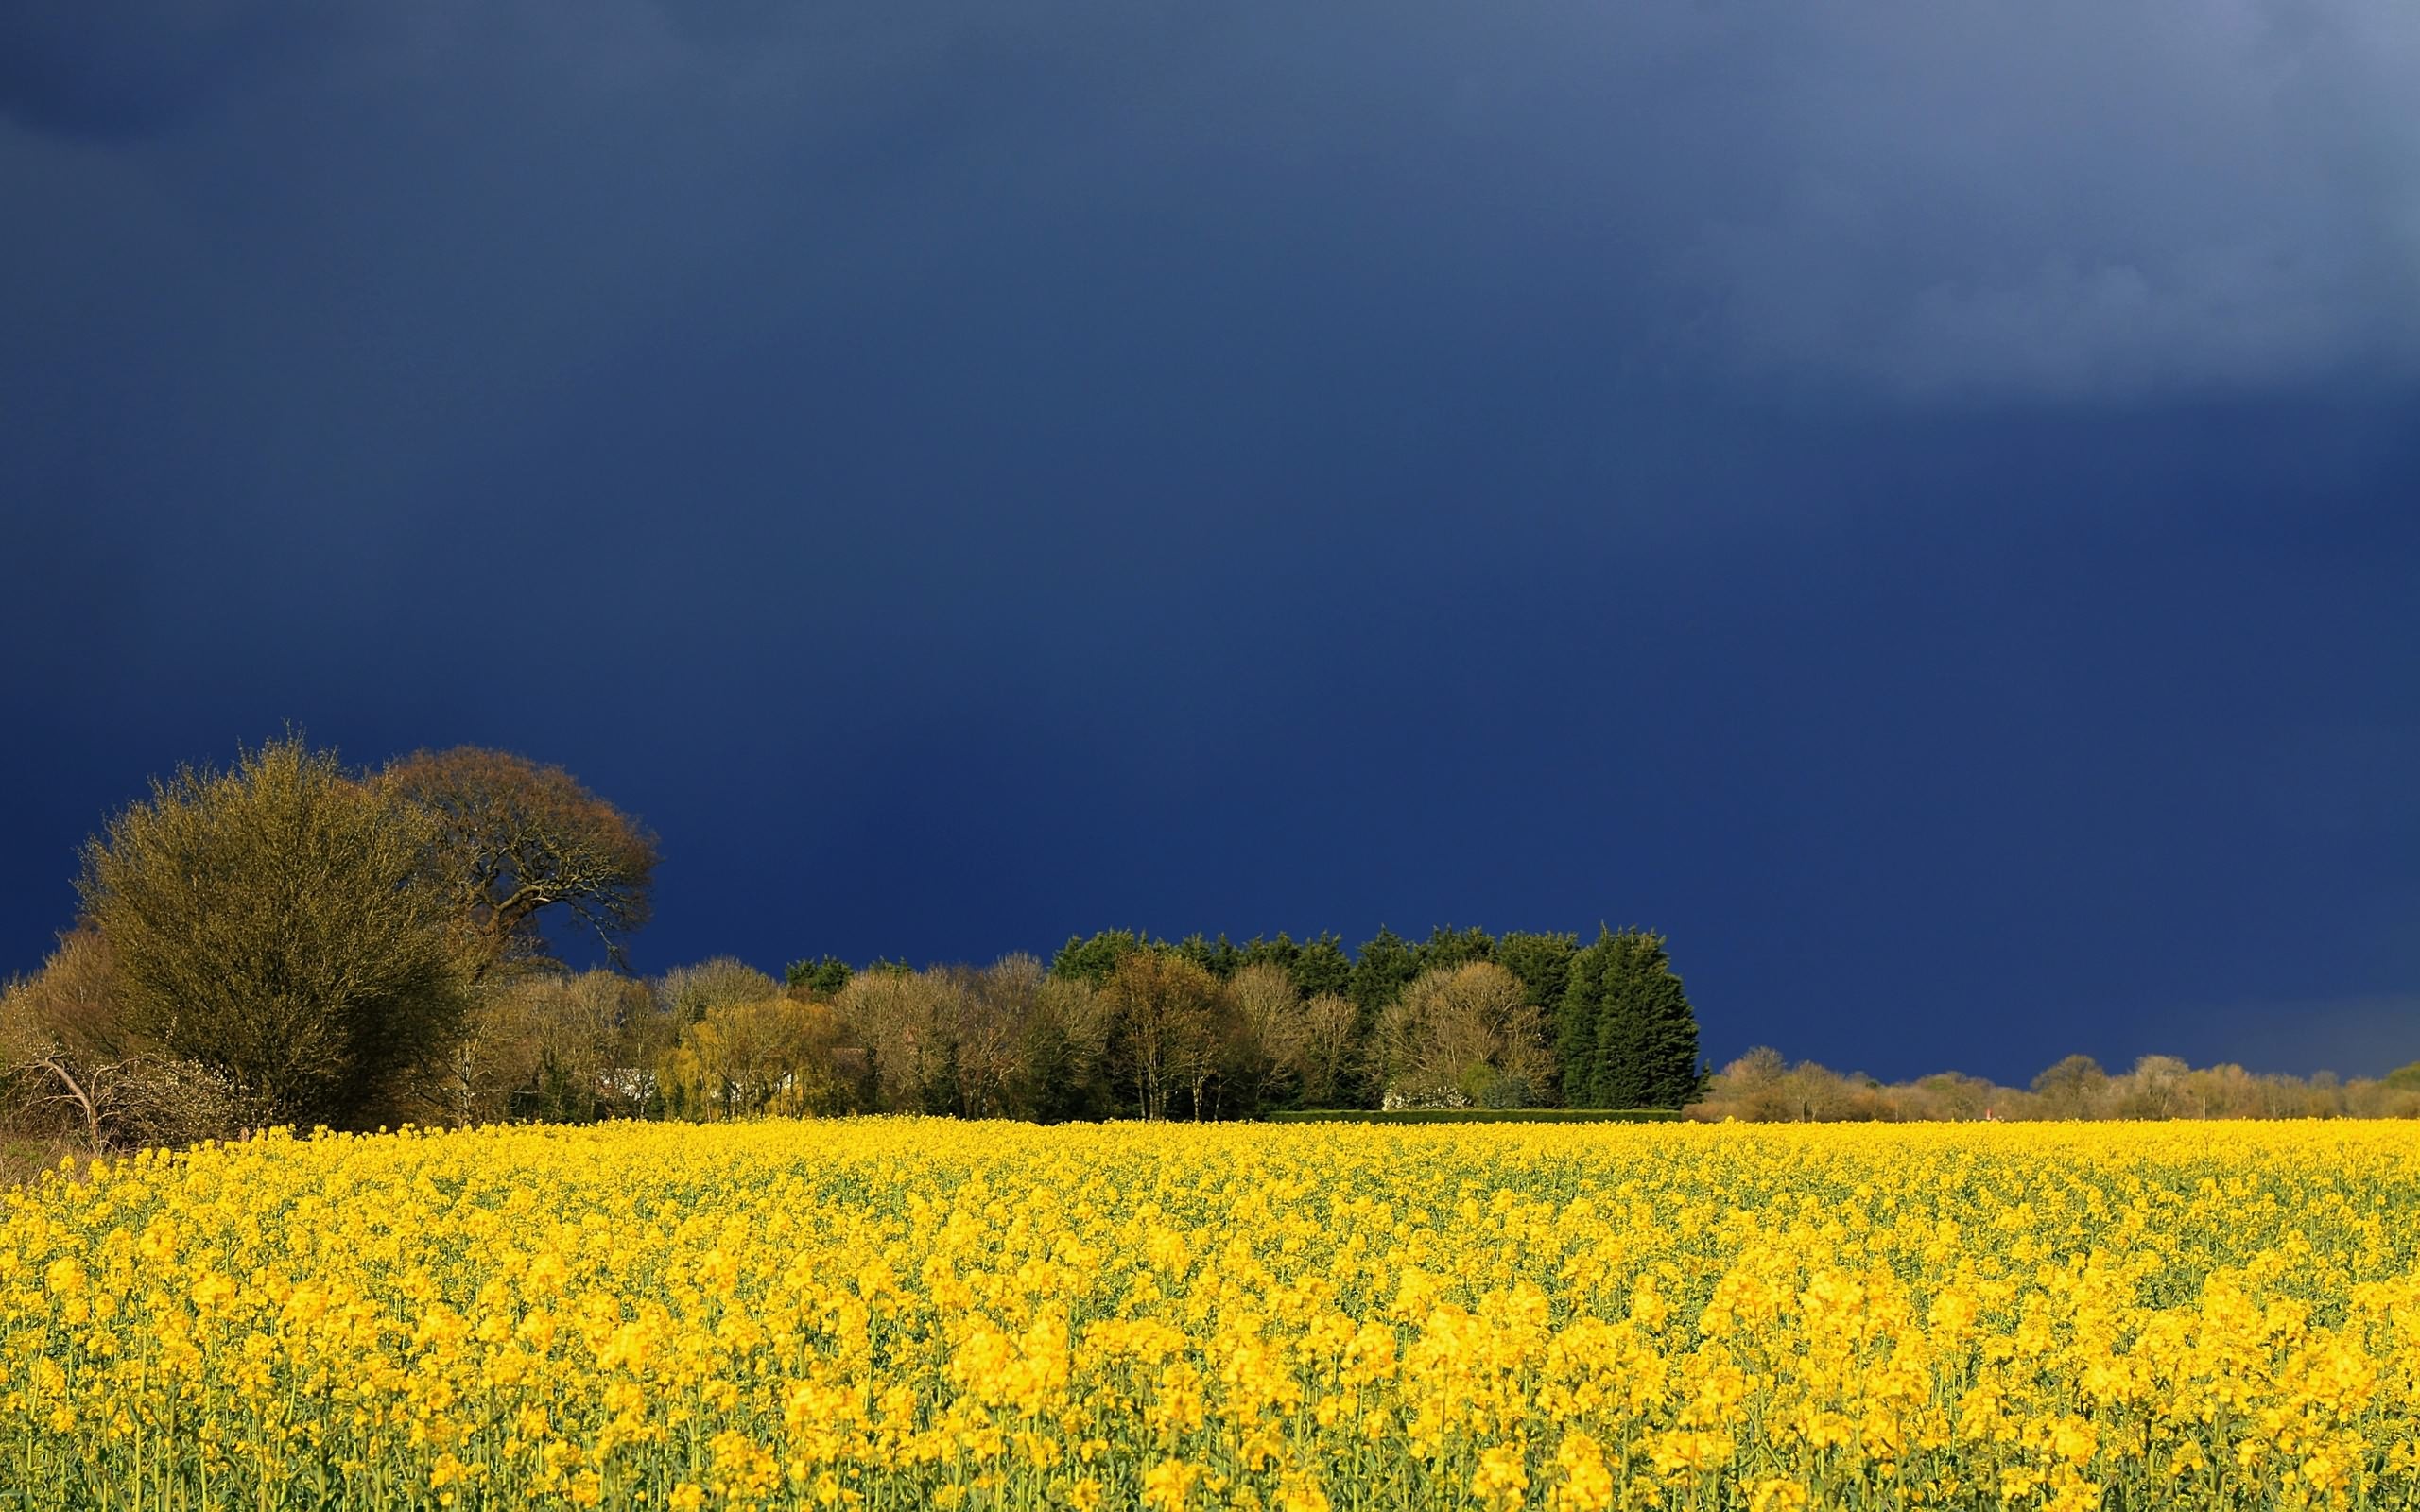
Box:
<box><xmin>1636</xmin><ymin>932</ymin><xmax>1702</xmax><ymax>1108</ymax></box>
<box><xmin>1496</xmin><ymin>930</ymin><xmax>1577</xmax><ymax>1018</ymax></box>
<box><xmin>1172</xmin><ymin>933</ymin><xmax>1242</xmax><ymax>979</ymax></box>
<box><xmin>1555</xmin><ymin>931</ymin><xmax>1610</xmax><ymax>1105</ymax></box>
<box><xmin>1049</xmin><ymin>930</ymin><xmax>1149</xmax><ymax>985</ymax></box>
<box><xmin>1590</xmin><ymin>940</ymin><xmax>1655</xmax><ymax>1108</ymax></box>
<box><xmin>1289</xmin><ymin>933</ymin><xmax>1354</xmax><ymax>1002</ymax></box>
<box><xmin>1585</xmin><ymin>929</ymin><xmax>1700</xmax><ymax>1109</ymax></box>
<box><xmin>1411</xmin><ymin>925</ymin><xmax>1496</xmax><ymax>975</ymax></box>
<box><xmin>1349</xmin><ymin>928</ymin><xmax>1420</xmax><ymax>1017</ymax></box>
<box><xmin>1238</xmin><ymin>933</ymin><xmax>1301</xmax><ymax>977</ymax></box>
<box><xmin>785</xmin><ymin>955</ymin><xmax>854</xmax><ymax>997</ymax></box>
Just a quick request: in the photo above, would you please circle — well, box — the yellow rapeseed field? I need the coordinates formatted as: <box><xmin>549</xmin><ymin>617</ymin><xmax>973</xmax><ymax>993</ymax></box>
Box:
<box><xmin>4</xmin><ymin>1120</ymin><xmax>2417</xmax><ymax>1511</ymax></box>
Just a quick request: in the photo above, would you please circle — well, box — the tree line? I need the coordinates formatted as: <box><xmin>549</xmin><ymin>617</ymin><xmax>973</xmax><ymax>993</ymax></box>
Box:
<box><xmin>1695</xmin><ymin>1046</ymin><xmax>2420</xmax><ymax>1122</ymax></box>
<box><xmin>1</xmin><ymin>739</ymin><xmax>658</xmax><ymax>1150</ymax></box>
<box><xmin>10</xmin><ymin>738</ymin><xmax>2409</xmax><ymax>1160</ymax></box>
<box><xmin>0</xmin><ymin>738</ymin><xmax>1701</xmax><ymax>1151</ymax></box>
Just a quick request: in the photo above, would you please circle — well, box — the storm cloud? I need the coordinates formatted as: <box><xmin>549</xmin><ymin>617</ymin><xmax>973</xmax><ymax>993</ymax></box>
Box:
<box><xmin>4</xmin><ymin>0</ymin><xmax>2413</xmax><ymax>1080</ymax></box>
<box><xmin>6</xmin><ymin>0</ymin><xmax>2416</xmax><ymax>411</ymax></box>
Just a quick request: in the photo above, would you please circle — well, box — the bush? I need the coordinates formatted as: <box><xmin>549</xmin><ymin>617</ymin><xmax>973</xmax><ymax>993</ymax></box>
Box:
<box><xmin>1262</xmin><ymin>1108</ymin><xmax>1683</xmax><ymax>1124</ymax></box>
<box><xmin>1</xmin><ymin>931</ymin><xmax>249</xmax><ymax>1151</ymax></box>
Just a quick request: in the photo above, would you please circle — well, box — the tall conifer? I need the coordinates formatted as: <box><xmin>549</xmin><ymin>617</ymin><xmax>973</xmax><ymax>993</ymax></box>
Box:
<box><xmin>1590</xmin><ymin>930</ymin><xmax>1656</xmax><ymax>1108</ymax></box>
<box><xmin>1554</xmin><ymin>930</ymin><xmax>1610</xmax><ymax>1105</ymax></box>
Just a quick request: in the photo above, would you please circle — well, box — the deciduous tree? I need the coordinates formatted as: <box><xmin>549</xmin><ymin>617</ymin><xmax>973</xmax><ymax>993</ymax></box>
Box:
<box><xmin>379</xmin><ymin>747</ymin><xmax>657</xmax><ymax>979</ymax></box>
<box><xmin>78</xmin><ymin>737</ymin><xmax>466</xmax><ymax>1128</ymax></box>
<box><xmin>836</xmin><ymin>968</ymin><xmax>957</xmax><ymax>1113</ymax></box>
<box><xmin>1377</xmin><ymin>963</ymin><xmax>1552</xmax><ymax>1109</ymax></box>
<box><xmin>658</xmin><ymin>957</ymin><xmax>782</xmax><ymax>1023</ymax></box>
<box><xmin>658</xmin><ymin>993</ymin><xmax>844</xmax><ymax>1120</ymax></box>
<box><xmin>1103</xmin><ymin>950</ymin><xmax>1220</xmax><ymax>1120</ymax></box>
<box><xmin>1296</xmin><ymin>993</ymin><xmax>1360</xmax><ymax>1108</ymax></box>
<box><xmin>0</xmin><ymin>930</ymin><xmax>240</xmax><ymax>1149</ymax></box>
<box><xmin>2031</xmin><ymin>1054</ymin><xmax>2110</xmax><ymax>1119</ymax></box>
<box><xmin>1224</xmin><ymin>963</ymin><xmax>1305</xmax><ymax>1112</ymax></box>
<box><xmin>1007</xmin><ymin>972</ymin><xmax>1115</xmax><ymax>1122</ymax></box>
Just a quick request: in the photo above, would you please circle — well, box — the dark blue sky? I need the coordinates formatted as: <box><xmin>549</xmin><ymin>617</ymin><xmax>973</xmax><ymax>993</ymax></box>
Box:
<box><xmin>4</xmin><ymin>0</ymin><xmax>2414</xmax><ymax>1083</ymax></box>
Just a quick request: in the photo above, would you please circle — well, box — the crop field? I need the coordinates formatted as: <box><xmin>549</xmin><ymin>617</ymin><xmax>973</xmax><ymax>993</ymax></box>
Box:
<box><xmin>5</xmin><ymin>1121</ymin><xmax>2418</xmax><ymax>1511</ymax></box>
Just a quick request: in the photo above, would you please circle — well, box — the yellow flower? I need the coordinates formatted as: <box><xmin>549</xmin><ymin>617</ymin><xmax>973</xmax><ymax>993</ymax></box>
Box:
<box><xmin>1142</xmin><ymin>1460</ymin><xmax>1204</xmax><ymax>1512</ymax></box>
<box><xmin>1552</xmin><ymin>1434</ymin><xmax>1613</xmax><ymax>1512</ymax></box>
<box><xmin>1747</xmin><ymin>1479</ymin><xmax>1806</xmax><ymax>1512</ymax></box>
<box><xmin>1473</xmin><ymin>1442</ymin><xmax>1530</xmax><ymax>1508</ymax></box>
<box><xmin>5</xmin><ymin>1117</ymin><xmax>2419</xmax><ymax>1512</ymax></box>
<box><xmin>2048</xmin><ymin>1415</ymin><xmax>2098</xmax><ymax>1467</ymax></box>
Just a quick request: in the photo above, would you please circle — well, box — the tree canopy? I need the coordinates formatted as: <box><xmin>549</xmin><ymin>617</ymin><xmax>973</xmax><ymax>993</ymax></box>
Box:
<box><xmin>378</xmin><ymin>747</ymin><xmax>657</xmax><ymax>979</ymax></box>
<box><xmin>78</xmin><ymin>738</ymin><xmax>467</xmax><ymax>1127</ymax></box>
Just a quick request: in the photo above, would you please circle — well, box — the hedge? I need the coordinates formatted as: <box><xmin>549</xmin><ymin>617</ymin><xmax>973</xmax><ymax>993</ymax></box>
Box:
<box><xmin>1260</xmin><ymin>1108</ymin><xmax>1685</xmax><ymax>1125</ymax></box>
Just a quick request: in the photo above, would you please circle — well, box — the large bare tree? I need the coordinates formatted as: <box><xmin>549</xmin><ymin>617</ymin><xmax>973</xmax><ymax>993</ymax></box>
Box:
<box><xmin>835</xmin><ymin>969</ymin><xmax>956</xmax><ymax>1113</ymax></box>
<box><xmin>379</xmin><ymin>747</ymin><xmax>658</xmax><ymax>979</ymax></box>
<box><xmin>1103</xmin><ymin>950</ymin><xmax>1221</xmax><ymax>1121</ymax></box>
<box><xmin>1378</xmin><ymin>962</ymin><xmax>1553</xmax><ymax>1109</ymax></box>
<box><xmin>1223</xmin><ymin>962</ymin><xmax>1304</xmax><ymax>1113</ymax></box>
<box><xmin>1296</xmin><ymin>993</ymin><xmax>1360</xmax><ymax>1109</ymax></box>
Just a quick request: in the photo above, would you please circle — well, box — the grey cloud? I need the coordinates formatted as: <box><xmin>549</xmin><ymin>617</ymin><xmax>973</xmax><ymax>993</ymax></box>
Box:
<box><xmin>1</xmin><ymin>0</ymin><xmax>2413</xmax><ymax>432</ymax></box>
<box><xmin>1680</xmin><ymin>0</ymin><xmax>2420</xmax><ymax>399</ymax></box>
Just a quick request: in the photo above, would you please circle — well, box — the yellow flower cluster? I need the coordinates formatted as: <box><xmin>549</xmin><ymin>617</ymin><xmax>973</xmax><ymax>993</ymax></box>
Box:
<box><xmin>4</xmin><ymin>1120</ymin><xmax>2418</xmax><ymax>1510</ymax></box>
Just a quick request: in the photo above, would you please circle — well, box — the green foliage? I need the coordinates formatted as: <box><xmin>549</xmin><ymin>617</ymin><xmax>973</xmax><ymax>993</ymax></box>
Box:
<box><xmin>35</xmin><ymin>730</ymin><xmax>1772</xmax><ymax>1142</ymax></box>
<box><xmin>1561</xmin><ymin>927</ymin><xmax>1700</xmax><ymax>1110</ymax></box>
<box><xmin>785</xmin><ymin>956</ymin><xmax>854</xmax><ymax>997</ymax></box>
<box><xmin>1496</xmin><ymin>931</ymin><xmax>1579</xmax><ymax>1017</ymax></box>
<box><xmin>77</xmin><ymin>737</ymin><xmax>467</xmax><ymax>1129</ymax></box>
<box><xmin>2383</xmin><ymin>1061</ymin><xmax>2420</xmax><ymax>1092</ymax></box>
<box><xmin>1170</xmin><ymin>933</ymin><xmax>1243</xmax><ymax>979</ymax></box>
<box><xmin>1049</xmin><ymin>930</ymin><xmax>1150</xmax><ymax>985</ymax></box>
<box><xmin>1349</xmin><ymin>927</ymin><xmax>1419</xmax><ymax>1016</ymax></box>
<box><xmin>1289</xmin><ymin>934</ymin><xmax>1354</xmax><ymax>1002</ymax></box>
<box><xmin>1411</xmin><ymin>925</ymin><xmax>1496</xmax><ymax>975</ymax></box>
<box><xmin>1237</xmin><ymin>934</ymin><xmax>1300</xmax><ymax>975</ymax></box>
<box><xmin>803</xmin><ymin>922</ymin><xmax>1697</xmax><ymax>1119</ymax></box>
<box><xmin>1553</xmin><ymin>938</ymin><xmax>1607</xmax><ymax>1104</ymax></box>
